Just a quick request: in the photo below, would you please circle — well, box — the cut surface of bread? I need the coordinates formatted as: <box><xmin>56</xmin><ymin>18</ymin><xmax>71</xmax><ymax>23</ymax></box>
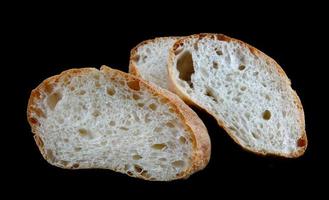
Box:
<box><xmin>27</xmin><ymin>66</ymin><xmax>210</xmax><ymax>181</ymax></box>
<box><xmin>167</xmin><ymin>34</ymin><xmax>307</xmax><ymax>157</ymax></box>
<box><xmin>130</xmin><ymin>37</ymin><xmax>179</xmax><ymax>89</ymax></box>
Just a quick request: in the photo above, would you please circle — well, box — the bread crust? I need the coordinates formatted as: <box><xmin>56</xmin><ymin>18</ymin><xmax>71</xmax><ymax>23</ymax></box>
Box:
<box><xmin>167</xmin><ymin>33</ymin><xmax>307</xmax><ymax>158</ymax></box>
<box><xmin>27</xmin><ymin>66</ymin><xmax>210</xmax><ymax>180</ymax></box>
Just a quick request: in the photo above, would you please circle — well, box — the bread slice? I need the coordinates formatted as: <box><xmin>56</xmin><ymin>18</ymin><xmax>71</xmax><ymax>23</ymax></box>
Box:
<box><xmin>129</xmin><ymin>37</ymin><xmax>179</xmax><ymax>89</ymax></box>
<box><xmin>27</xmin><ymin>66</ymin><xmax>210</xmax><ymax>181</ymax></box>
<box><xmin>167</xmin><ymin>33</ymin><xmax>307</xmax><ymax>158</ymax></box>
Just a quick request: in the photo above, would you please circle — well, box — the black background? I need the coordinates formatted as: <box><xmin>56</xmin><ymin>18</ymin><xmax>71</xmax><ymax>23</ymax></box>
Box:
<box><xmin>4</xmin><ymin>2</ymin><xmax>327</xmax><ymax>197</ymax></box>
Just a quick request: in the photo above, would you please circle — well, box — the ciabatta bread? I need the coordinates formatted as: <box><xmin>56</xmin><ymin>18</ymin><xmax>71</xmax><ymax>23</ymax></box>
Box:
<box><xmin>27</xmin><ymin>66</ymin><xmax>210</xmax><ymax>181</ymax></box>
<box><xmin>167</xmin><ymin>34</ymin><xmax>307</xmax><ymax>157</ymax></box>
<box><xmin>129</xmin><ymin>37</ymin><xmax>179</xmax><ymax>89</ymax></box>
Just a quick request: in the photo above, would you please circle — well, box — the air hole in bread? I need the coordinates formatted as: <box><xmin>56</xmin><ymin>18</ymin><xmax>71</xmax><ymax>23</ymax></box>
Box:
<box><xmin>47</xmin><ymin>92</ymin><xmax>62</xmax><ymax>110</ymax></box>
<box><xmin>215</xmin><ymin>48</ymin><xmax>223</xmax><ymax>56</ymax></box>
<box><xmin>151</xmin><ymin>143</ymin><xmax>167</xmax><ymax>150</ymax></box>
<box><xmin>107</xmin><ymin>87</ymin><xmax>116</xmax><ymax>96</ymax></box>
<box><xmin>160</xmin><ymin>98</ymin><xmax>169</xmax><ymax>104</ymax></box>
<box><xmin>120</xmin><ymin>127</ymin><xmax>129</xmax><ymax>131</ymax></box>
<box><xmin>169</xmin><ymin>107</ymin><xmax>175</xmax><ymax>113</ymax></box>
<box><xmin>251</xmin><ymin>132</ymin><xmax>260</xmax><ymax>139</ymax></box>
<box><xmin>240</xmin><ymin>86</ymin><xmax>247</xmax><ymax>91</ymax></box>
<box><xmin>127</xmin><ymin>171</ymin><xmax>133</xmax><ymax>176</ymax></box>
<box><xmin>70</xmin><ymin>86</ymin><xmax>75</xmax><ymax>91</ymax></box>
<box><xmin>141</xmin><ymin>171</ymin><xmax>150</xmax><ymax>178</ymax></box>
<box><xmin>239</xmin><ymin>65</ymin><xmax>246</xmax><ymax>70</ymax></box>
<box><xmin>172</xmin><ymin>160</ymin><xmax>185</xmax><ymax>168</ymax></box>
<box><xmin>72</xmin><ymin>163</ymin><xmax>80</xmax><ymax>168</ymax></box>
<box><xmin>125</xmin><ymin>120</ymin><xmax>131</xmax><ymax>126</ymax></box>
<box><xmin>63</xmin><ymin>138</ymin><xmax>69</xmax><ymax>143</ymax></box>
<box><xmin>176</xmin><ymin>51</ymin><xmax>194</xmax><ymax>88</ymax></box>
<box><xmin>262</xmin><ymin>83</ymin><xmax>267</xmax><ymax>88</ymax></box>
<box><xmin>134</xmin><ymin>165</ymin><xmax>143</xmax><ymax>173</ymax></box>
<box><xmin>265</xmin><ymin>95</ymin><xmax>271</xmax><ymax>101</ymax></box>
<box><xmin>166</xmin><ymin>121</ymin><xmax>175</xmax><ymax>128</ymax></box>
<box><xmin>92</xmin><ymin>110</ymin><xmax>101</xmax><ymax>117</ymax></box>
<box><xmin>253</xmin><ymin>71</ymin><xmax>259</xmax><ymax>76</ymax></box>
<box><xmin>78</xmin><ymin>90</ymin><xmax>86</xmax><ymax>95</ymax></box>
<box><xmin>127</xmin><ymin>80</ymin><xmax>140</xmax><ymax>91</ymax></box>
<box><xmin>159</xmin><ymin>158</ymin><xmax>167</xmax><ymax>162</ymax></box>
<box><xmin>179</xmin><ymin>136</ymin><xmax>187</xmax><ymax>144</ymax></box>
<box><xmin>101</xmin><ymin>140</ymin><xmax>107</xmax><ymax>146</ymax></box>
<box><xmin>205</xmin><ymin>87</ymin><xmax>218</xmax><ymax>103</ymax></box>
<box><xmin>149</xmin><ymin>103</ymin><xmax>157</xmax><ymax>111</ymax></box>
<box><xmin>262</xmin><ymin>110</ymin><xmax>271</xmax><ymax>120</ymax></box>
<box><xmin>132</xmin><ymin>154</ymin><xmax>142</xmax><ymax>160</ymax></box>
<box><xmin>74</xmin><ymin>147</ymin><xmax>82</xmax><ymax>152</ymax></box>
<box><xmin>78</xmin><ymin>128</ymin><xmax>93</xmax><ymax>138</ymax></box>
<box><xmin>133</xmin><ymin>93</ymin><xmax>141</xmax><ymax>100</ymax></box>
<box><xmin>137</xmin><ymin>103</ymin><xmax>144</xmax><ymax>107</ymax></box>
<box><xmin>109</xmin><ymin>121</ymin><xmax>116</xmax><ymax>126</ymax></box>
<box><xmin>142</xmin><ymin>55</ymin><xmax>148</xmax><ymax>62</ymax></box>
<box><xmin>212</xmin><ymin>61</ymin><xmax>219</xmax><ymax>69</ymax></box>
<box><xmin>297</xmin><ymin>138</ymin><xmax>306</xmax><ymax>147</ymax></box>
<box><xmin>205</xmin><ymin>87</ymin><xmax>218</xmax><ymax>102</ymax></box>
<box><xmin>146</xmin><ymin>48</ymin><xmax>151</xmax><ymax>54</ymax></box>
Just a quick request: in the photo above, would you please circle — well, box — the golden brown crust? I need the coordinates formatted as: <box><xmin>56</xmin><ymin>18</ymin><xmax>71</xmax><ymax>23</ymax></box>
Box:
<box><xmin>27</xmin><ymin>65</ymin><xmax>210</xmax><ymax>180</ymax></box>
<box><xmin>167</xmin><ymin>33</ymin><xmax>307</xmax><ymax>158</ymax></box>
<box><xmin>27</xmin><ymin>68</ymin><xmax>97</xmax><ymax>167</ymax></box>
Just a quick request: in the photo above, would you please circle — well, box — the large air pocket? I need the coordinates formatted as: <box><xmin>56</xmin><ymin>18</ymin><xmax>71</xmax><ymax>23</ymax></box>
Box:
<box><xmin>176</xmin><ymin>51</ymin><xmax>195</xmax><ymax>88</ymax></box>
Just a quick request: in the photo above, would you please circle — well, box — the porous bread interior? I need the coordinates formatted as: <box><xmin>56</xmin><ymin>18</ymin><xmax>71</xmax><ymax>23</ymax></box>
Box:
<box><xmin>170</xmin><ymin>36</ymin><xmax>305</xmax><ymax>156</ymax></box>
<box><xmin>132</xmin><ymin>37</ymin><xmax>177</xmax><ymax>89</ymax></box>
<box><xmin>29</xmin><ymin>68</ymin><xmax>194</xmax><ymax>181</ymax></box>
